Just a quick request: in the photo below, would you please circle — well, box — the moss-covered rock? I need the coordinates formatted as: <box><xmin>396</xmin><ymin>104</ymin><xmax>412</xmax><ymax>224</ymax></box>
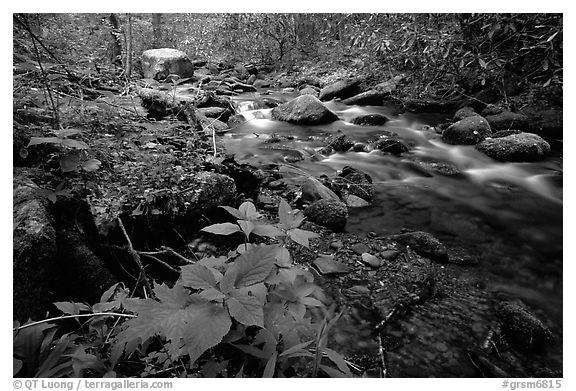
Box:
<box><xmin>392</xmin><ymin>231</ymin><xmax>448</xmax><ymax>262</ymax></box>
<box><xmin>374</xmin><ymin>137</ymin><xmax>409</xmax><ymax>155</ymax></box>
<box><xmin>319</xmin><ymin>78</ymin><xmax>362</xmax><ymax>101</ymax></box>
<box><xmin>497</xmin><ymin>301</ymin><xmax>554</xmax><ymax>351</ymax></box>
<box><xmin>442</xmin><ymin>116</ymin><xmax>492</xmax><ymax>145</ymax></box>
<box><xmin>485</xmin><ymin>111</ymin><xmax>530</xmax><ymax>132</ymax></box>
<box><xmin>475</xmin><ymin>132</ymin><xmax>550</xmax><ymax>162</ymax></box>
<box><xmin>350</xmin><ymin>113</ymin><xmax>389</xmax><ymax>126</ymax></box>
<box><xmin>304</xmin><ymin>199</ymin><xmax>349</xmax><ymax>231</ymax></box>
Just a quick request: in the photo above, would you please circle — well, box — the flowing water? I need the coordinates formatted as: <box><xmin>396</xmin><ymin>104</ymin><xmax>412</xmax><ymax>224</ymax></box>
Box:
<box><xmin>226</xmin><ymin>91</ymin><xmax>563</xmax><ymax>375</ymax></box>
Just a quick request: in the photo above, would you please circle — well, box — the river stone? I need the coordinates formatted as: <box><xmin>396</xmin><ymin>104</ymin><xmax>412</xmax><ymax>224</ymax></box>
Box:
<box><xmin>392</xmin><ymin>231</ymin><xmax>448</xmax><ymax>262</ymax></box>
<box><xmin>375</xmin><ymin>137</ymin><xmax>409</xmax><ymax>155</ymax></box>
<box><xmin>304</xmin><ymin>199</ymin><xmax>348</xmax><ymax>231</ymax></box>
<box><xmin>299</xmin><ymin>86</ymin><xmax>320</xmax><ymax>97</ymax></box>
<box><xmin>301</xmin><ymin>177</ymin><xmax>340</xmax><ymax>204</ymax></box>
<box><xmin>453</xmin><ymin>107</ymin><xmax>479</xmax><ymax>122</ymax></box>
<box><xmin>491</xmin><ymin>129</ymin><xmax>523</xmax><ymax>138</ymax></box>
<box><xmin>351</xmin><ymin>243</ymin><xmax>371</xmax><ymax>255</ymax></box>
<box><xmin>321</xmin><ymin>131</ymin><xmax>355</xmax><ymax>153</ymax></box>
<box><xmin>350</xmin><ymin>113</ymin><xmax>389</xmax><ymax>126</ymax></box>
<box><xmin>342</xmin><ymin>193</ymin><xmax>370</xmax><ymax>208</ymax></box>
<box><xmin>353</xmin><ymin>142</ymin><xmax>370</xmax><ymax>152</ymax></box>
<box><xmin>342</xmin><ymin>90</ymin><xmax>387</xmax><ymax>106</ymax></box>
<box><xmin>361</xmin><ymin>253</ymin><xmax>382</xmax><ymax>268</ymax></box>
<box><xmin>497</xmin><ymin>301</ymin><xmax>554</xmax><ymax>351</ymax></box>
<box><xmin>313</xmin><ymin>255</ymin><xmax>350</xmax><ymax>275</ymax></box>
<box><xmin>227</xmin><ymin>114</ymin><xmax>246</xmax><ymax>128</ymax></box>
<box><xmin>271</xmin><ymin>95</ymin><xmax>339</xmax><ymax>125</ymax></box>
<box><xmin>476</xmin><ymin>132</ymin><xmax>550</xmax><ymax>162</ymax></box>
<box><xmin>319</xmin><ymin>78</ymin><xmax>362</xmax><ymax>101</ymax></box>
<box><xmin>187</xmin><ymin>172</ymin><xmax>237</xmax><ymax>211</ymax></box>
<box><xmin>197</xmin><ymin>107</ymin><xmax>231</xmax><ymax>122</ymax></box>
<box><xmin>485</xmin><ymin>111</ymin><xmax>530</xmax><ymax>131</ymax></box>
<box><xmin>333</xmin><ymin>165</ymin><xmax>374</xmax><ymax>201</ymax></box>
<box><xmin>142</xmin><ymin>48</ymin><xmax>195</xmax><ymax>80</ymax></box>
<box><xmin>442</xmin><ymin>116</ymin><xmax>492</xmax><ymax>145</ymax></box>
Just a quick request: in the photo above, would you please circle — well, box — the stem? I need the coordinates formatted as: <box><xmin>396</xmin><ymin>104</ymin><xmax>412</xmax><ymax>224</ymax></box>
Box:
<box><xmin>14</xmin><ymin>312</ymin><xmax>135</xmax><ymax>332</ymax></box>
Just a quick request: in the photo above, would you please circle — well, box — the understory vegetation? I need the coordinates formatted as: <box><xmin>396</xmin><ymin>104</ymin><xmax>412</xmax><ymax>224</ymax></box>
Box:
<box><xmin>13</xmin><ymin>13</ymin><xmax>562</xmax><ymax>378</ymax></box>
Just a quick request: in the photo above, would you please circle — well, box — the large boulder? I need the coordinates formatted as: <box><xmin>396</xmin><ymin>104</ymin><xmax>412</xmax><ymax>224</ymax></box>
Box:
<box><xmin>185</xmin><ymin>172</ymin><xmax>237</xmax><ymax>212</ymax></box>
<box><xmin>271</xmin><ymin>95</ymin><xmax>339</xmax><ymax>125</ymax></box>
<box><xmin>342</xmin><ymin>90</ymin><xmax>387</xmax><ymax>106</ymax></box>
<box><xmin>475</xmin><ymin>132</ymin><xmax>551</xmax><ymax>162</ymax></box>
<box><xmin>485</xmin><ymin>111</ymin><xmax>530</xmax><ymax>132</ymax></box>
<box><xmin>304</xmin><ymin>199</ymin><xmax>349</xmax><ymax>231</ymax></box>
<box><xmin>319</xmin><ymin>78</ymin><xmax>362</xmax><ymax>101</ymax></box>
<box><xmin>141</xmin><ymin>48</ymin><xmax>195</xmax><ymax>80</ymax></box>
<box><xmin>442</xmin><ymin>116</ymin><xmax>492</xmax><ymax>145</ymax></box>
<box><xmin>453</xmin><ymin>106</ymin><xmax>479</xmax><ymax>122</ymax></box>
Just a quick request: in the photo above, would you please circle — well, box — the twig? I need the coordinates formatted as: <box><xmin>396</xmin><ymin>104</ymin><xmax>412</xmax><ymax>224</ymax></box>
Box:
<box><xmin>139</xmin><ymin>253</ymin><xmax>179</xmax><ymax>274</ymax></box>
<box><xmin>117</xmin><ymin>217</ymin><xmax>155</xmax><ymax>299</ymax></box>
<box><xmin>377</xmin><ymin>333</ymin><xmax>388</xmax><ymax>378</ymax></box>
<box><xmin>160</xmin><ymin>246</ymin><xmax>194</xmax><ymax>264</ymax></box>
<box><xmin>14</xmin><ymin>312</ymin><xmax>135</xmax><ymax>332</ymax></box>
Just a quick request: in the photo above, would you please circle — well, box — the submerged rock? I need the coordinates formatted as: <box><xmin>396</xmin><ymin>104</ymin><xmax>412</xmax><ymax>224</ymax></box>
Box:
<box><xmin>304</xmin><ymin>199</ymin><xmax>349</xmax><ymax>231</ymax></box>
<box><xmin>319</xmin><ymin>78</ymin><xmax>362</xmax><ymax>101</ymax></box>
<box><xmin>321</xmin><ymin>131</ymin><xmax>355</xmax><ymax>153</ymax></box>
<box><xmin>392</xmin><ymin>231</ymin><xmax>448</xmax><ymax>262</ymax></box>
<box><xmin>442</xmin><ymin>116</ymin><xmax>492</xmax><ymax>145</ymax></box>
<box><xmin>485</xmin><ymin>111</ymin><xmax>530</xmax><ymax>132</ymax></box>
<box><xmin>141</xmin><ymin>48</ymin><xmax>195</xmax><ymax>80</ymax></box>
<box><xmin>497</xmin><ymin>301</ymin><xmax>554</xmax><ymax>351</ymax></box>
<box><xmin>350</xmin><ymin>113</ymin><xmax>389</xmax><ymax>126</ymax></box>
<box><xmin>475</xmin><ymin>132</ymin><xmax>551</xmax><ymax>162</ymax></box>
<box><xmin>375</xmin><ymin>137</ymin><xmax>409</xmax><ymax>155</ymax></box>
<box><xmin>333</xmin><ymin>165</ymin><xmax>374</xmax><ymax>201</ymax></box>
<box><xmin>271</xmin><ymin>95</ymin><xmax>339</xmax><ymax>125</ymax></box>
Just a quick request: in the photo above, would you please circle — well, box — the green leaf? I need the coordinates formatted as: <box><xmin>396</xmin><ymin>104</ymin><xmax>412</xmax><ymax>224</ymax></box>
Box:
<box><xmin>279</xmin><ymin>339</ymin><xmax>314</xmax><ymax>357</ymax></box>
<box><xmin>100</xmin><ymin>283</ymin><xmax>121</xmax><ymax>303</ymax></box>
<box><xmin>287</xmin><ymin>228</ymin><xmax>319</xmax><ymax>247</ymax></box>
<box><xmin>180</xmin><ymin>264</ymin><xmax>218</xmax><ymax>290</ymax></box>
<box><xmin>199</xmin><ymin>288</ymin><xmax>226</xmax><ymax>301</ymax></box>
<box><xmin>13</xmin><ymin>358</ymin><xmax>23</xmax><ymax>376</ymax></box>
<box><xmin>239</xmin><ymin>201</ymin><xmax>261</xmax><ymax>220</ymax></box>
<box><xmin>263</xmin><ymin>351</ymin><xmax>278</xmax><ymax>378</ymax></box>
<box><xmin>324</xmin><ymin>347</ymin><xmax>353</xmax><ymax>376</ymax></box>
<box><xmin>60</xmin><ymin>138</ymin><xmax>89</xmax><ymax>149</ymax></box>
<box><xmin>82</xmin><ymin>159</ymin><xmax>101</xmax><ymax>172</ymax></box>
<box><xmin>201</xmin><ymin>223</ymin><xmax>241</xmax><ymax>235</ymax></box>
<box><xmin>229</xmin><ymin>245</ymin><xmax>278</xmax><ymax>288</ymax></box>
<box><xmin>27</xmin><ymin>136</ymin><xmax>61</xmax><ymax>147</ymax></box>
<box><xmin>117</xmin><ymin>284</ymin><xmax>232</xmax><ymax>365</ymax></box>
<box><xmin>53</xmin><ymin>128</ymin><xmax>82</xmax><ymax>138</ymax></box>
<box><xmin>274</xmin><ymin>247</ymin><xmax>292</xmax><ymax>268</ymax></box>
<box><xmin>237</xmin><ymin>219</ymin><xmax>255</xmax><ymax>239</ymax></box>
<box><xmin>251</xmin><ymin>224</ymin><xmax>284</xmax><ymax>238</ymax></box>
<box><xmin>54</xmin><ymin>301</ymin><xmax>81</xmax><ymax>315</ymax></box>
<box><xmin>226</xmin><ymin>289</ymin><xmax>264</xmax><ymax>327</ymax></box>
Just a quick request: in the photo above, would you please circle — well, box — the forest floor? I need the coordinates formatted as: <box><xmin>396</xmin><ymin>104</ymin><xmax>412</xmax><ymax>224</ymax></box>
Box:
<box><xmin>12</xmin><ymin>62</ymin><xmax>563</xmax><ymax>378</ymax></box>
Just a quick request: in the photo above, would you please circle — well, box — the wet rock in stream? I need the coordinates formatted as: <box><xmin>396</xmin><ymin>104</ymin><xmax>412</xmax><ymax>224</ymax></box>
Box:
<box><xmin>497</xmin><ymin>301</ymin><xmax>554</xmax><ymax>352</ymax></box>
<box><xmin>350</xmin><ymin>113</ymin><xmax>389</xmax><ymax>126</ymax></box>
<box><xmin>304</xmin><ymin>199</ymin><xmax>349</xmax><ymax>231</ymax></box>
<box><xmin>392</xmin><ymin>231</ymin><xmax>448</xmax><ymax>262</ymax></box>
<box><xmin>442</xmin><ymin>115</ymin><xmax>492</xmax><ymax>145</ymax></box>
<box><xmin>475</xmin><ymin>132</ymin><xmax>551</xmax><ymax>162</ymax></box>
<box><xmin>271</xmin><ymin>94</ymin><xmax>339</xmax><ymax>125</ymax></box>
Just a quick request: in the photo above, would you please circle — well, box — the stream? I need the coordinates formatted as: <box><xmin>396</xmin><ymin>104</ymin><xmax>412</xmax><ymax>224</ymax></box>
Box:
<box><xmin>223</xmin><ymin>90</ymin><xmax>563</xmax><ymax>376</ymax></box>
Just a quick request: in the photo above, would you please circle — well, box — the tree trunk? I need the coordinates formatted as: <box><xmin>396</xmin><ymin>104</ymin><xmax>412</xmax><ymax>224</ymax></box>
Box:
<box><xmin>152</xmin><ymin>13</ymin><xmax>162</xmax><ymax>48</ymax></box>
<box><xmin>108</xmin><ymin>13</ymin><xmax>122</xmax><ymax>66</ymax></box>
<box><xmin>125</xmin><ymin>14</ymin><xmax>133</xmax><ymax>77</ymax></box>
